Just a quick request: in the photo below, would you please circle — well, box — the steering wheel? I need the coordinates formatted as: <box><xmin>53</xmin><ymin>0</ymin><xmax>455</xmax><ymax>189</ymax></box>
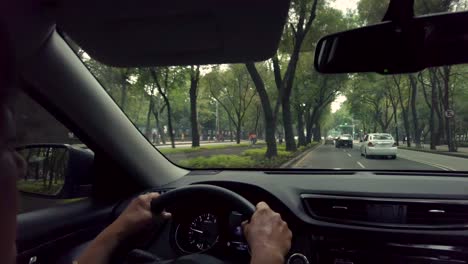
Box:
<box><xmin>126</xmin><ymin>184</ymin><xmax>256</xmax><ymax>264</ymax></box>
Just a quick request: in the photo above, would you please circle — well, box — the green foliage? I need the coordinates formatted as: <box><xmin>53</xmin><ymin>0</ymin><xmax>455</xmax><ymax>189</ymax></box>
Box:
<box><xmin>178</xmin><ymin>155</ymin><xmax>255</xmax><ymax>168</ymax></box>
<box><xmin>176</xmin><ymin>142</ymin><xmax>318</xmax><ymax>168</ymax></box>
<box><xmin>357</xmin><ymin>0</ymin><xmax>389</xmax><ymax>25</ymax></box>
<box><xmin>158</xmin><ymin>143</ymin><xmax>253</xmax><ymax>154</ymax></box>
<box><xmin>17</xmin><ymin>179</ymin><xmax>64</xmax><ymax>196</ymax></box>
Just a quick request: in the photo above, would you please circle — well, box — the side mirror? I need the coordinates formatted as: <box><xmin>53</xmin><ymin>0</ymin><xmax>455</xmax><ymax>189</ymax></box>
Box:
<box><xmin>16</xmin><ymin>144</ymin><xmax>94</xmax><ymax>199</ymax></box>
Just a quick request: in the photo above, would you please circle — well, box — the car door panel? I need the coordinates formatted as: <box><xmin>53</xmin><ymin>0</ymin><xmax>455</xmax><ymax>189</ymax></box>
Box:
<box><xmin>17</xmin><ymin>199</ymin><xmax>114</xmax><ymax>264</ymax></box>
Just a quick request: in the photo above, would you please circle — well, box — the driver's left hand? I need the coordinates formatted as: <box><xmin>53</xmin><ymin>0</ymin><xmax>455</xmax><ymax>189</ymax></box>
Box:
<box><xmin>76</xmin><ymin>193</ymin><xmax>171</xmax><ymax>264</ymax></box>
<box><xmin>110</xmin><ymin>192</ymin><xmax>172</xmax><ymax>240</ymax></box>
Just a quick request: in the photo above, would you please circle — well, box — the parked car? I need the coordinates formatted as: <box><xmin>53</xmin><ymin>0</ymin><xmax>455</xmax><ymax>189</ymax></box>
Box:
<box><xmin>336</xmin><ymin>134</ymin><xmax>353</xmax><ymax>148</ymax></box>
<box><xmin>360</xmin><ymin>133</ymin><xmax>397</xmax><ymax>159</ymax></box>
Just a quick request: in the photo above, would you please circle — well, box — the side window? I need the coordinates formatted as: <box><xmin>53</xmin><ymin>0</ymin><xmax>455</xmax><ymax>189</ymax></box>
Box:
<box><xmin>14</xmin><ymin>90</ymin><xmax>91</xmax><ymax>213</ymax></box>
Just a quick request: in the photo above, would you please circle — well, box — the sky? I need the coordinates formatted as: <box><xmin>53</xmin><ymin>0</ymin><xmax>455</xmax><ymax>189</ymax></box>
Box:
<box><xmin>331</xmin><ymin>94</ymin><xmax>347</xmax><ymax>113</ymax></box>
<box><xmin>329</xmin><ymin>0</ymin><xmax>359</xmax><ymax>12</ymax></box>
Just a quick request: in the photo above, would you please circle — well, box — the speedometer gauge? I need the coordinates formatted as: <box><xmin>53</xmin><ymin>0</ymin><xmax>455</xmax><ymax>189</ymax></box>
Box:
<box><xmin>188</xmin><ymin>213</ymin><xmax>219</xmax><ymax>251</ymax></box>
<box><xmin>175</xmin><ymin>213</ymin><xmax>219</xmax><ymax>253</ymax></box>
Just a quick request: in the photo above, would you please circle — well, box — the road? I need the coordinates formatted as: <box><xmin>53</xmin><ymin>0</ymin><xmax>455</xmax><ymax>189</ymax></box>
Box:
<box><xmin>293</xmin><ymin>142</ymin><xmax>468</xmax><ymax>171</ymax></box>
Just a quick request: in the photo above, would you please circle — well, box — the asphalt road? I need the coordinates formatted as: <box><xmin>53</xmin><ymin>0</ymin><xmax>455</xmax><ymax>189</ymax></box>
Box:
<box><xmin>293</xmin><ymin>142</ymin><xmax>468</xmax><ymax>171</ymax></box>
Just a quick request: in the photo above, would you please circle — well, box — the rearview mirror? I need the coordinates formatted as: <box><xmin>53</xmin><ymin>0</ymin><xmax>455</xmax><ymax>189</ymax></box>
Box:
<box><xmin>16</xmin><ymin>144</ymin><xmax>94</xmax><ymax>198</ymax></box>
<box><xmin>314</xmin><ymin>11</ymin><xmax>468</xmax><ymax>74</ymax></box>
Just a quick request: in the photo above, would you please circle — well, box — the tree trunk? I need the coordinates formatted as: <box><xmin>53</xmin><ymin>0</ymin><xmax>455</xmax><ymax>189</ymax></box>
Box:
<box><xmin>305</xmin><ymin>109</ymin><xmax>313</xmax><ymax>144</ymax></box>
<box><xmin>189</xmin><ymin>66</ymin><xmax>200</xmax><ymax>147</ymax></box>
<box><xmin>313</xmin><ymin>123</ymin><xmax>321</xmax><ymax>142</ymax></box>
<box><xmin>236</xmin><ymin>124</ymin><xmax>241</xmax><ymax>144</ymax></box>
<box><xmin>282</xmin><ymin>98</ymin><xmax>297</xmax><ymax>151</ymax></box>
<box><xmin>246</xmin><ymin>63</ymin><xmax>277</xmax><ymax>158</ymax></box>
<box><xmin>388</xmin><ymin>89</ymin><xmax>399</xmax><ymax>146</ymax></box>
<box><xmin>306</xmin><ymin>107</ymin><xmax>319</xmax><ymax>143</ymax></box>
<box><xmin>394</xmin><ymin>113</ymin><xmax>400</xmax><ymax>146</ymax></box>
<box><xmin>165</xmin><ymin>100</ymin><xmax>176</xmax><ymax>148</ymax></box>
<box><xmin>152</xmin><ymin>104</ymin><xmax>165</xmax><ymax>145</ymax></box>
<box><xmin>229</xmin><ymin>121</ymin><xmax>233</xmax><ymax>142</ymax></box>
<box><xmin>409</xmin><ymin>75</ymin><xmax>421</xmax><ymax>148</ymax></box>
<box><xmin>254</xmin><ymin>105</ymin><xmax>261</xmax><ymax>136</ymax></box>
<box><xmin>120</xmin><ymin>72</ymin><xmax>128</xmax><ymax>111</ymax></box>
<box><xmin>145</xmin><ymin>96</ymin><xmax>154</xmax><ymax>140</ymax></box>
<box><xmin>440</xmin><ymin>66</ymin><xmax>456</xmax><ymax>152</ymax></box>
<box><xmin>394</xmin><ymin>77</ymin><xmax>412</xmax><ymax>147</ymax></box>
<box><xmin>429</xmin><ymin>69</ymin><xmax>438</xmax><ymax>150</ymax></box>
<box><xmin>296</xmin><ymin>108</ymin><xmax>306</xmax><ymax>147</ymax></box>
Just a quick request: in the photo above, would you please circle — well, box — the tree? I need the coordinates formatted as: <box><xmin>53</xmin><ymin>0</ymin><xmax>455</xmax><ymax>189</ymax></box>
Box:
<box><xmin>246</xmin><ymin>62</ymin><xmax>278</xmax><ymax>157</ymax></box>
<box><xmin>208</xmin><ymin>65</ymin><xmax>257</xmax><ymax>144</ymax></box>
<box><xmin>150</xmin><ymin>67</ymin><xmax>184</xmax><ymax>148</ymax></box>
<box><xmin>189</xmin><ymin>66</ymin><xmax>201</xmax><ymax>147</ymax></box>
<box><xmin>391</xmin><ymin>75</ymin><xmax>411</xmax><ymax>147</ymax></box>
<box><xmin>408</xmin><ymin>74</ymin><xmax>422</xmax><ymax>147</ymax></box>
<box><xmin>346</xmin><ymin>74</ymin><xmax>394</xmax><ymax>134</ymax></box>
<box><xmin>357</xmin><ymin>0</ymin><xmax>389</xmax><ymax>25</ymax></box>
<box><xmin>304</xmin><ymin>72</ymin><xmax>347</xmax><ymax>143</ymax></box>
<box><xmin>272</xmin><ymin>0</ymin><xmax>320</xmax><ymax>151</ymax></box>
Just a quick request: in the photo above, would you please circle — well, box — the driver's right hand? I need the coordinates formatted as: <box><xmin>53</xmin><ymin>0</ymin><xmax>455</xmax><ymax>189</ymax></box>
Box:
<box><xmin>242</xmin><ymin>202</ymin><xmax>292</xmax><ymax>264</ymax></box>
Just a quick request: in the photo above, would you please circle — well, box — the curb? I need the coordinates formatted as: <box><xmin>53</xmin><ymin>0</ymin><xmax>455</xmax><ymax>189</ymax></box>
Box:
<box><xmin>280</xmin><ymin>143</ymin><xmax>322</xmax><ymax>168</ymax></box>
<box><xmin>398</xmin><ymin>147</ymin><xmax>468</xmax><ymax>159</ymax></box>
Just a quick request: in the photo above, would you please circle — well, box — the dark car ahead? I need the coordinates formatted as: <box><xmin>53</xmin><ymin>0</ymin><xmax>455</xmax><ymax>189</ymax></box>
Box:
<box><xmin>336</xmin><ymin>134</ymin><xmax>353</xmax><ymax>148</ymax></box>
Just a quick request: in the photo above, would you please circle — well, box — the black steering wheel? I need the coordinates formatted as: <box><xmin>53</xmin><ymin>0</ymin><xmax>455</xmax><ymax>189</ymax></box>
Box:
<box><xmin>126</xmin><ymin>184</ymin><xmax>256</xmax><ymax>264</ymax></box>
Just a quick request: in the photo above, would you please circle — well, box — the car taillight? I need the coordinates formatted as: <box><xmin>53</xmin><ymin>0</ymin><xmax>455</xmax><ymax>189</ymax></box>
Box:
<box><xmin>368</xmin><ymin>142</ymin><xmax>374</xmax><ymax>147</ymax></box>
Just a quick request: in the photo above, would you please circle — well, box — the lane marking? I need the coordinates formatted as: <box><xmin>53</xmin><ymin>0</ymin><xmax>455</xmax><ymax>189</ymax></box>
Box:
<box><xmin>347</xmin><ymin>153</ymin><xmax>352</xmax><ymax>157</ymax></box>
<box><xmin>357</xmin><ymin>161</ymin><xmax>365</xmax><ymax>168</ymax></box>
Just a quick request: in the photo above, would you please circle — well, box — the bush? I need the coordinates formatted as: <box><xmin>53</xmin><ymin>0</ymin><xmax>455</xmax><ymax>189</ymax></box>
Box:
<box><xmin>159</xmin><ymin>143</ymin><xmax>254</xmax><ymax>155</ymax></box>
<box><xmin>177</xmin><ymin>141</ymin><xmax>319</xmax><ymax>169</ymax></box>
<box><xmin>178</xmin><ymin>155</ymin><xmax>255</xmax><ymax>168</ymax></box>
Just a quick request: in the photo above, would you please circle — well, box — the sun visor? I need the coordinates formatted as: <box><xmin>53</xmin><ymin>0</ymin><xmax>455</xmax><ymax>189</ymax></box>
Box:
<box><xmin>51</xmin><ymin>0</ymin><xmax>290</xmax><ymax>67</ymax></box>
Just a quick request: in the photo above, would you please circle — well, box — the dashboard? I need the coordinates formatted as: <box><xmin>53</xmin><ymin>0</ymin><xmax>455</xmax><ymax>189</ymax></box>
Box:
<box><xmin>115</xmin><ymin>170</ymin><xmax>468</xmax><ymax>263</ymax></box>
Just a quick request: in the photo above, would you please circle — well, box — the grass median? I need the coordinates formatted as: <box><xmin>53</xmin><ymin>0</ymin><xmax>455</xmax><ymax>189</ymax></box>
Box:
<box><xmin>178</xmin><ymin>142</ymin><xmax>318</xmax><ymax>168</ymax></box>
<box><xmin>158</xmin><ymin>142</ymin><xmax>259</xmax><ymax>154</ymax></box>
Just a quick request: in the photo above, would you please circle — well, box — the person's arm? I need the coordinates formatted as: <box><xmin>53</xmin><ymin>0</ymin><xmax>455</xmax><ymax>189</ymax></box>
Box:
<box><xmin>243</xmin><ymin>202</ymin><xmax>292</xmax><ymax>264</ymax></box>
<box><xmin>75</xmin><ymin>192</ymin><xmax>170</xmax><ymax>264</ymax></box>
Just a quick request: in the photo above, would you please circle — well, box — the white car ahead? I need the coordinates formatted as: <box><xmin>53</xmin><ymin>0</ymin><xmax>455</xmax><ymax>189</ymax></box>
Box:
<box><xmin>360</xmin><ymin>133</ymin><xmax>397</xmax><ymax>159</ymax></box>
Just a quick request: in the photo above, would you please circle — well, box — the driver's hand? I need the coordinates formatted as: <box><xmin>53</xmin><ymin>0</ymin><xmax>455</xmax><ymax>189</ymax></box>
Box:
<box><xmin>76</xmin><ymin>193</ymin><xmax>170</xmax><ymax>264</ymax></box>
<box><xmin>110</xmin><ymin>192</ymin><xmax>171</xmax><ymax>240</ymax></box>
<box><xmin>242</xmin><ymin>202</ymin><xmax>292</xmax><ymax>264</ymax></box>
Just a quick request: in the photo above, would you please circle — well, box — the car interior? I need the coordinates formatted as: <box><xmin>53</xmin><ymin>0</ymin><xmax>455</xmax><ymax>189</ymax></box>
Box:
<box><xmin>4</xmin><ymin>0</ymin><xmax>468</xmax><ymax>263</ymax></box>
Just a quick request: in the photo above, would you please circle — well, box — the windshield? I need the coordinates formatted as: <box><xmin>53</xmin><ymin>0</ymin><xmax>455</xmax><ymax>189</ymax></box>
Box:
<box><xmin>70</xmin><ymin>0</ymin><xmax>468</xmax><ymax>171</ymax></box>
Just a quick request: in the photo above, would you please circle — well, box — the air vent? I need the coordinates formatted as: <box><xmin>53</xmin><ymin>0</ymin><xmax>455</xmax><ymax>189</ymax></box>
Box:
<box><xmin>302</xmin><ymin>194</ymin><xmax>468</xmax><ymax>229</ymax></box>
<box><xmin>406</xmin><ymin>203</ymin><xmax>468</xmax><ymax>225</ymax></box>
<box><xmin>305</xmin><ymin>198</ymin><xmax>368</xmax><ymax>222</ymax></box>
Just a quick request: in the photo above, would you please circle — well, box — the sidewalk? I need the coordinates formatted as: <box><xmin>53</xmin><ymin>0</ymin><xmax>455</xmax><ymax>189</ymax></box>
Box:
<box><xmin>398</xmin><ymin>143</ymin><xmax>468</xmax><ymax>159</ymax></box>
